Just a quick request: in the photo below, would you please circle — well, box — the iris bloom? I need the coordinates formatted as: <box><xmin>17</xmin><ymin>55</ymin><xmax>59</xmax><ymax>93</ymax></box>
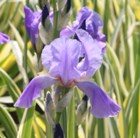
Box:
<box><xmin>15</xmin><ymin>29</ymin><xmax>120</xmax><ymax>118</ymax></box>
<box><xmin>25</xmin><ymin>6</ymin><xmax>54</xmax><ymax>47</ymax></box>
<box><xmin>24</xmin><ymin>6</ymin><xmax>42</xmax><ymax>48</ymax></box>
<box><xmin>0</xmin><ymin>32</ymin><xmax>10</xmax><ymax>44</ymax></box>
<box><xmin>61</xmin><ymin>7</ymin><xmax>106</xmax><ymax>53</ymax></box>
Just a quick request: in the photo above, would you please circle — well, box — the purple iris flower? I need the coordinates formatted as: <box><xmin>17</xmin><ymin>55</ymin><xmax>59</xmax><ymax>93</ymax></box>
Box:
<box><xmin>24</xmin><ymin>6</ymin><xmax>42</xmax><ymax>47</ymax></box>
<box><xmin>60</xmin><ymin>7</ymin><xmax>106</xmax><ymax>53</ymax></box>
<box><xmin>0</xmin><ymin>32</ymin><xmax>10</xmax><ymax>44</ymax></box>
<box><xmin>24</xmin><ymin>6</ymin><xmax>54</xmax><ymax>47</ymax></box>
<box><xmin>14</xmin><ymin>29</ymin><xmax>120</xmax><ymax>118</ymax></box>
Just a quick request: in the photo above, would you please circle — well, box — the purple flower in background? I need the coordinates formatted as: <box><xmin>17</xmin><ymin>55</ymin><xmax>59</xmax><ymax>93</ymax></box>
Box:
<box><xmin>24</xmin><ymin>6</ymin><xmax>54</xmax><ymax>47</ymax></box>
<box><xmin>0</xmin><ymin>32</ymin><xmax>10</xmax><ymax>44</ymax></box>
<box><xmin>60</xmin><ymin>7</ymin><xmax>106</xmax><ymax>53</ymax></box>
<box><xmin>14</xmin><ymin>30</ymin><xmax>120</xmax><ymax>118</ymax></box>
<box><xmin>24</xmin><ymin>6</ymin><xmax>42</xmax><ymax>47</ymax></box>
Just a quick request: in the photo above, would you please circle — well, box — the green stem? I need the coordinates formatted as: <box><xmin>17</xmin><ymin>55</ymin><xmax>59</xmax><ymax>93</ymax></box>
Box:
<box><xmin>23</xmin><ymin>32</ymin><xmax>28</xmax><ymax>74</ymax></box>
<box><xmin>53</xmin><ymin>0</ymin><xmax>59</xmax><ymax>39</ymax></box>
<box><xmin>67</xmin><ymin>92</ymin><xmax>75</xmax><ymax>138</ymax></box>
<box><xmin>83</xmin><ymin>0</ymin><xmax>86</xmax><ymax>6</ymax></box>
<box><xmin>75</xmin><ymin>125</ymin><xmax>78</xmax><ymax>138</ymax></box>
<box><xmin>62</xmin><ymin>108</ymin><xmax>67</xmax><ymax>138</ymax></box>
<box><xmin>61</xmin><ymin>88</ymin><xmax>70</xmax><ymax>138</ymax></box>
<box><xmin>26</xmin><ymin>0</ymin><xmax>29</xmax><ymax>7</ymax></box>
<box><xmin>55</xmin><ymin>112</ymin><xmax>61</xmax><ymax>123</ymax></box>
<box><xmin>23</xmin><ymin>0</ymin><xmax>30</xmax><ymax>86</ymax></box>
<box><xmin>94</xmin><ymin>0</ymin><xmax>98</xmax><ymax>12</ymax></box>
<box><xmin>45</xmin><ymin>119</ymin><xmax>53</xmax><ymax>138</ymax></box>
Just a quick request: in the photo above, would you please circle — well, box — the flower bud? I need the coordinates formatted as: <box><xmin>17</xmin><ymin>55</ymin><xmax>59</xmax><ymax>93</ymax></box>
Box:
<box><xmin>56</xmin><ymin>91</ymin><xmax>73</xmax><ymax>112</ymax></box>
<box><xmin>57</xmin><ymin>12</ymin><xmax>70</xmax><ymax>30</ymax></box>
<box><xmin>24</xmin><ymin>6</ymin><xmax>44</xmax><ymax>53</ymax></box>
<box><xmin>54</xmin><ymin>123</ymin><xmax>64</xmax><ymax>138</ymax></box>
<box><xmin>39</xmin><ymin>5</ymin><xmax>53</xmax><ymax>44</ymax></box>
<box><xmin>45</xmin><ymin>91</ymin><xmax>55</xmax><ymax>127</ymax></box>
<box><xmin>57</xmin><ymin>0</ymin><xmax>71</xmax><ymax>30</ymax></box>
<box><xmin>35</xmin><ymin>36</ymin><xmax>44</xmax><ymax>54</ymax></box>
<box><xmin>76</xmin><ymin>95</ymin><xmax>88</xmax><ymax>125</ymax></box>
<box><xmin>38</xmin><ymin>0</ymin><xmax>50</xmax><ymax>10</ymax></box>
<box><xmin>41</xmin><ymin>5</ymin><xmax>50</xmax><ymax>28</ymax></box>
<box><xmin>52</xmin><ymin>86</ymin><xmax>63</xmax><ymax>105</ymax></box>
<box><xmin>53</xmin><ymin>86</ymin><xmax>73</xmax><ymax>112</ymax></box>
<box><xmin>58</xmin><ymin>0</ymin><xmax>66</xmax><ymax>10</ymax></box>
<box><xmin>63</xmin><ymin>0</ymin><xmax>71</xmax><ymax>13</ymax></box>
<box><xmin>39</xmin><ymin>23</ymin><xmax>53</xmax><ymax>44</ymax></box>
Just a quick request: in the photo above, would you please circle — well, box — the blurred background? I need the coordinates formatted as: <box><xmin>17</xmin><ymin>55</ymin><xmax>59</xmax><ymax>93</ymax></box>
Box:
<box><xmin>0</xmin><ymin>0</ymin><xmax>140</xmax><ymax>138</ymax></box>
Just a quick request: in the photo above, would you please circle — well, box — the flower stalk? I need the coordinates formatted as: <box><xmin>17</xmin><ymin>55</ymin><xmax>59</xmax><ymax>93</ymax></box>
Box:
<box><xmin>61</xmin><ymin>108</ymin><xmax>67</xmax><ymax>138</ymax></box>
<box><xmin>53</xmin><ymin>0</ymin><xmax>59</xmax><ymax>39</ymax></box>
<box><xmin>23</xmin><ymin>0</ymin><xmax>30</xmax><ymax>85</ymax></box>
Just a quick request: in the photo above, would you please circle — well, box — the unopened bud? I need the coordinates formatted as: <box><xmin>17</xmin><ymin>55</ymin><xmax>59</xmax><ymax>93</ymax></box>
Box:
<box><xmin>24</xmin><ymin>6</ymin><xmax>43</xmax><ymax>53</ymax></box>
<box><xmin>35</xmin><ymin>36</ymin><xmax>44</xmax><ymax>54</ymax></box>
<box><xmin>39</xmin><ymin>5</ymin><xmax>53</xmax><ymax>44</ymax></box>
<box><xmin>54</xmin><ymin>123</ymin><xmax>64</xmax><ymax>138</ymax></box>
<box><xmin>57</xmin><ymin>0</ymin><xmax>71</xmax><ymax>30</ymax></box>
<box><xmin>57</xmin><ymin>12</ymin><xmax>70</xmax><ymax>30</ymax></box>
<box><xmin>53</xmin><ymin>86</ymin><xmax>73</xmax><ymax>112</ymax></box>
<box><xmin>58</xmin><ymin>0</ymin><xmax>66</xmax><ymax>10</ymax></box>
<box><xmin>52</xmin><ymin>86</ymin><xmax>63</xmax><ymax>105</ymax></box>
<box><xmin>64</xmin><ymin>0</ymin><xmax>71</xmax><ymax>13</ymax></box>
<box><xmin>45</xmin><ymin>92</ymin><xmax>54</xmax><ymax>111</ymax></box>
<box><xmin>76</xmin><ymin>95</ymin><xmax>88</xmax><ymax>125</ymax></box>
<box><xmin>38</xmin><ymin>0</ymin><xmax>50</xmax><ymax>10</ymax></box>
<box><xmin>42</xmin><ymin>5</ymin><xmax>50</xmax><ymax>27</ymax></box>
<box><xmin>39</xmin><ymin>22</ymin><xmax>53</xmax><ymax>44</ymax></box>
<box><xmin>45</xmin><ymin>92</ymin><xmax>55</xmax><ymax>127</ymax></box>
<box><xmin>56</xmin><ymin>91</ymin><xmax>73</xmax><ymax>112</ymax></box>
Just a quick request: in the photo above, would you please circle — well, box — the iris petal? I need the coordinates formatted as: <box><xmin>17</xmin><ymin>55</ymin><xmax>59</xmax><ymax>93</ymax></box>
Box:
<box><xmin>74</xmin><ymin>7</ymin><xmax>91</xmax><ymax>28</ymax></box>
<box><xmin>24</xmin><ymin>6</ymin><xmax>34</xmax><ymax>34</ymax></box>
<box><xmin>86</xmin><ymin>11</ymin><xmax>103</xmax><ymax>35</ymax></box>
<box><xmin>42</xmin><ymin>37</ymin><xmax>81</xmax><ymax>85</ymax></box>
<box><xmin>14</xmin><ymin>75</ymin><xmax>56</xmax><ymax>108</ymax></box>
<box><xmin>41</xmin><ymin>45</ymin><xmax>53</xmax><ymax>69</ymax></box>
<box><xmin>76</xmin><ymin>81</ymin><xmax>121</xmax><ymax>118</ymax></box>
<box><xmin>60</xmin><ymin>26</ymin><xmax>74</xmax><ymax>38</ymax></box>
<box><xmin>76</xmin><ymin>29</ymin><xmax>103</xmax><ymax>76</ymax></box>
<box><xmin>60</xmin><ymin>7</ymin><xmax>91</xmax><ymax>37</ymax></box>
<box><xmin>60</xmin><ymin>7</ymin><xmax>106</xmax><ymax>53</ymax></box>
<box><xmin>24</xmin><ymin>6</ymin><xmax>41</xmax><ymax>46</ymax></box>
<box><xmin>0</xmin><ymin>32</ymin><xmax>10</xmax><ymax>44</ymax></box>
